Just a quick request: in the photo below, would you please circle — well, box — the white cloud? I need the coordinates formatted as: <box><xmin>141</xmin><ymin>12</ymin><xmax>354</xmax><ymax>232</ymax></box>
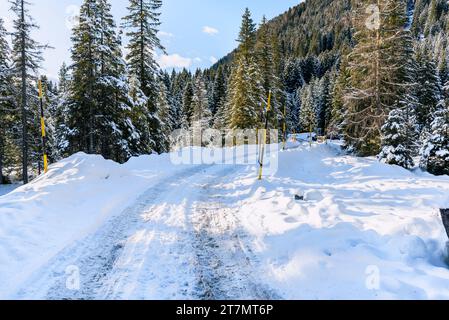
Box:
<box><xmin>202</xmin><ymin>26</ymin><xmax>219</xmax><ymax>35</ymax></box>
<box><xmin>194</xmin><ymin>57</ymin><xmax>202</xmax><ymax>63</ymax></box>
<box><xmin>157</xmin><ymin>53</ymin><xmax>192</xmax><ymax>69</ymax></box>
<box><xmin>209</xmin><ymin>56</ymin><xmax>218</xmax><ymax>64</ymax></box>
<box><xmin>158</xmin><ymin>31</ymin><xmax>174</xmax><ymax>38</ymax></box>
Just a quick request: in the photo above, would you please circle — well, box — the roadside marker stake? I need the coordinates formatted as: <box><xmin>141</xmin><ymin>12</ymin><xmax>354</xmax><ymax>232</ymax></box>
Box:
<box><xmin>38</xmin><ymin>79</ymin><xmax>48</xmax><ymax>174</ymax></box>
<box><xmin>258</xmin><ymin>90</ymin><xmax>271</xmax><ymax>181</ymax></box>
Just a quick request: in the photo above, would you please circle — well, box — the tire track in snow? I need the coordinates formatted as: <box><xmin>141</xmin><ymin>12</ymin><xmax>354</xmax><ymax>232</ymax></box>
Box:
<box><xmin>14</xmin><ymin>163</ymin><xmax>280</xmax><ymax>300</ymax></box>
<box><xmin>13</xmin><ymin>165</ymin><xmax>207</xmax><ymax>300</ymax></box>
<box><xmin>190</xmin><ymin>167</ymin><xmax>281</xmax><ymax>300</ymax></box>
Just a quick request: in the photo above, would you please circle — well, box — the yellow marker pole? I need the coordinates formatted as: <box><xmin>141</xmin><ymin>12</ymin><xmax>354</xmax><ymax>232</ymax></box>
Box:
<box><xmin>258</xmin><ymin>90</ymin><xmax>272</xmax><ymax>181</ymax></box>
<box><xmin>38</xmin><ymin>80</ymin><xmax>48</xmax><ymax>174</ymax></box>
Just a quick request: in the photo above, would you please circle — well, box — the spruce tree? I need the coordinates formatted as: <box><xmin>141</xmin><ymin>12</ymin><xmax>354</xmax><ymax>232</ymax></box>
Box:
<box><xmin>211</xmin><ymin>65</ymin><xmax>226</xmax><ymax>117</ymax></box>
<box><xmin>420</xmin><ymin>102</ymin><xmax>449</xmax><ymax>175</ymax></box>
<box><xmin>156</xmin><ymin>79</ymin><xmax>172</xmax><ymax>153</ymax></box>
<box><xmin>283</xmin><ymin>58</ymin><xmax>304</xmax><ymax>134</ymax></box>
<box><xmin>227</xmin><ymin>8</ymin><xmax>264</xmax><ymax>130</ymax></box>
<box><xmin>344</xmin><ymin>0</ymin><xmax>418</xmax><ymax>156</ymax></box>
<box><xmin>10</xmin><ymin>0</ymin><xmax>47</xmax><ymax>183</ymax></box>
<box><xmin>415</xmin><ymin>47</ymin><xmax>442</xmax><ymax>130</ymax></box>
<box><xmin>191</xmin><ymin>76</ymin><xmax>212</xmax><ymax>146</ymax></box>
<box><xmin>238</xmin><ymin>8</ymin><xmax>257</xmax><ymax>60</ymax></box>
<box><xmin>181</xmin><ymin>80</ymin><xmax>194</xmax><ymax>129</ymax></box>
<box><xmin>328</xmin><ymin>52</ymin><xmax>350</xmax><ymax>139</ymax></box>
<box><xmin>378</xmin><ymin>102</ymin><xmax>417</xmax><ymax>169</ymax></box>
<box><xmin>227</xmin><ymin>54</ymin><xmax>262</xmax><ymax>129</ymax></box>
<box><xmin>299</xmin><ymin>84</ymin><xmax>317</xmax><ymax>137</ymax></box>
<box><xmin>256</xmin><ymin>16</ymin><xmax>282</xmax><ymax>128</ymax></box>
<box><xmin>122</xmin><ymin>0</ymin><xmax>165</xmax><ymax>154</ymax></box>
<box><xmin>54</xmin><ymin>63</ymin><xmax>71</xmax><ymax>158</ymax></box>
<box><xmin>0</xmin><ymin>18</ymin><xmax>14</xmax><ymax>184</ymax></box>
<box><xmin>68</xmin><ymin>0</ymin><xmax>140</xmax><ymax>162</ymax></box>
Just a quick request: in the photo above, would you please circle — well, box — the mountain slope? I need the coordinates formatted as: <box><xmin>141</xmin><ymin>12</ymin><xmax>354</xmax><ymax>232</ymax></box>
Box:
<box><xmin>213</xmin><ymin>0</ymin><xmax>449</xmax><ymax>69</ymax></box>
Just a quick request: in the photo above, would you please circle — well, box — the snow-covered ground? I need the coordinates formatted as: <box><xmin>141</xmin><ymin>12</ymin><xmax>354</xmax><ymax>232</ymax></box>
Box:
<box><xmin>0</xmin><ymin>184</ymin><xmax>20</xmax><ymax>197</ymax></box>
<box><xmin>1</xmin><ymin>142</ymin><xmax>449</xmax><ymax>300</ymax></box>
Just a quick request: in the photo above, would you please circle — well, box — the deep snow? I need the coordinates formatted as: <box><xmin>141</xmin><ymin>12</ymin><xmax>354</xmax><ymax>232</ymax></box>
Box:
<box><xmin>0</xmin><ymin>141</ymin><xmax>449</xmax><ymax>300</ymax></box>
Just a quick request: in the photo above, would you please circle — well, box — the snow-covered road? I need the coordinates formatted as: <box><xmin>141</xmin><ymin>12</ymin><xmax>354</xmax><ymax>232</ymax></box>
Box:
<box><xmin>11</xmin><ymin>163</ymin><xmax>279</xmax><ymax>300</ymax></box>
<box><xmin>2</xmin><ymin>142</ymin><xmax>449</xmax><ymax>300</ymax></box>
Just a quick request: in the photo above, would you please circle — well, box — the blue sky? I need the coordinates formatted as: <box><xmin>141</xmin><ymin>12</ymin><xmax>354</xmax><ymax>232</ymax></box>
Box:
<box><xmin>0</xmin><ymin>0</ymin><xmax>300</xmax><ymax>79</ymax></box>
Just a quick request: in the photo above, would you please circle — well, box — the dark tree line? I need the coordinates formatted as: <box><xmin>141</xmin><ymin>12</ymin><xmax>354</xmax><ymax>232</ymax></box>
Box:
<box><xmin>1</xmin><ymin>0</ymin><xmax>449</xmax><ymax>184</ymax></box>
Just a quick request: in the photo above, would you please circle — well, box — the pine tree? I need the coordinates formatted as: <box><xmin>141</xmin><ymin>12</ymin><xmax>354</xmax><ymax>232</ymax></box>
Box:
<box><xmin>122</xmin><ymin>0</ymin><xmax>165</xmax><ymax>154</ymax></box>
<box><xmin>191</xmin><ymin>76</ymin><xmax>212</xmax><ymax>146</ymax></box>
<box><xmin>415</xmin><ymin>47</ymin><xmax>442</xmax><ymax>130</ymax></box>
<box><xmin>420</xmin><ymin>102</ymin><xmax>449</xmax><ymax>175</ymax></box>
<box><xmin>54</xmin><ymin>63</ymin><xmax>71</xmax><ymax>157</ymax></box>
<box><xmin>319</xmin><ymin>72</ymin><xmax>335</xmax><ymax>136</ymax></box>
<box><xmin>255</xmin><ymin>16</ymin><xmax>282</xmax><ymax>128</ymax></box>
<box><xmin>238</xmin><ymin>8</ymin><xmax>257</xmax><ymax>60</ymax></box>
<box><xmin>68</xmin><ymin>0</ymin><xmax>140</xmax><ymax>162</ymax></box>
<box><xmin>379</xmin><ymin>101</ymin><xmax>417</xmax><ymax>169</ymax></box>
<box><xmin>181</xmin><ymin>80</ymin><xmax>194</xmax><ymax>129</ymax></box>
<box><xmin>438</xmin><ymin>48</ymin><xmax>449</xmax><ymax>91</ymax></box>
<box><xmin>211</xmin><ymin>65</ymin><xmax>226</xmax><ymax>117</ymax></box>
<box><xmin>283</xmin><ymin>58</ymin><xmax>304</xmax><ymax>134</ymax></box>
<box><xmin>227</xmin><ymin>8</ymin><xmax>264</xmax><ymax>130</ymax></box>
<box><xmin>299</xmin><ymin>84</ymin><xmax>317</xmax><ymax>138</ymax></box>
<box><xmin>97</xmin><ymin>0</ymin><xmax>140</xmax><ymax>160</ymax></box>
<box><xmin>0</xmin><ymin>18</ymin><xmax>15</xmax><ymax>184</ymax></box>
<box><xmin>155</xmin><ymin>79</ymin><xmax>172</xmax><ymax>153</ymax></box>
<box><xmin>310</xmin><ymin>77</ymin><xmax>323</xmax><ymax>134</ymax></box>
<box><xmin>344</xmin><ymin>0</ymin><xmax>417</xmax><ymax>156</ymax></box>
<box><xmin>327</xmin><ymin>49</ymin><xmax>350</xmax><ymax>139</ymax></box>
<box><xmin>227</xmin><ymin>54</ymin><xmax>262</xmax><ymax>129</ymax></box>
<box><xmin>10</xmin><ymin>0</ymin><xmax>47</xmax><ymax>183</ymax></box>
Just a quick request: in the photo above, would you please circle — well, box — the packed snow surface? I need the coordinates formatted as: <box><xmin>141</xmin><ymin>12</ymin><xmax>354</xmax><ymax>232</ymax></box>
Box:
<box><xmin>0</xmin><ymin>142</ymin><xmax>449</xmax><ymax>300</ymax></box>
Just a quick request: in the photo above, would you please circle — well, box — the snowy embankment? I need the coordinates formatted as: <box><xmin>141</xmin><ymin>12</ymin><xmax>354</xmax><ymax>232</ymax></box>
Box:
<box><xmin>233</xmin><ymin>143</ymin><xmax>449</xmax><ymax>299</ymax></box>
<box><xmin>0</xmin><ymin>153</ymin><xmax>194</xmax><ymax>299</ymax></box>
<box><xmin>0</xmin><ymin>142</ymin><xmax>449</xmax><ymax>299</ymax></box>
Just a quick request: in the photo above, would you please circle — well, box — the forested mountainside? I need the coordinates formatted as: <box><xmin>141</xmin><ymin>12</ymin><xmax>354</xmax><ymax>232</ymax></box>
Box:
<box><xmin>215</xmin><ymin>0</ymin><xmax>446</xmax><ymax>66</ymax></box>
<box><xmin>1</xmin><ymin>0</ymin><xmax>449</xmax><ymax>184</ymax></box>
<box><xmin>206</xmin><ymin>0</ymin><xmax>449</xmax><ymax>170</ymax></box>
<box><xmin>213</xmin><ymin>0</ymin><xmax>353</xmax><ymax>67</ymax></box>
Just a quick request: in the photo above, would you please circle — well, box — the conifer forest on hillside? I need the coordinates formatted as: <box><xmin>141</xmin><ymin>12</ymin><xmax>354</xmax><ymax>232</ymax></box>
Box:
<box><xmin>1</xmin><ymin>0</ymin><xmax>448</xmax><ymax>184</ymax></box>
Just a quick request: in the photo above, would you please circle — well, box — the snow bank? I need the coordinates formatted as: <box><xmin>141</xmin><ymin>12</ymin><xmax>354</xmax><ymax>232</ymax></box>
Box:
<box><xmin>225</xmin><ymin>143</ymin><xmax>449</xmax><ymax>299</ymax></box>
<box><xmin>0</xmin><ymin>152</ymin><xmax>185</xmax><ymax>299</ymax></box>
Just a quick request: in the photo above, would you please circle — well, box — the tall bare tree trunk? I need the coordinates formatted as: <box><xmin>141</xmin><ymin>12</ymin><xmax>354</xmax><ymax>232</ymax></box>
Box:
<box><xmin>20</xmin><ymin>0</ymin><xmax>28</xmax><ymax>184</ymax></box>
<box><xmin>87</xmin><ymin>3</ymin><xmax>94</xmax><ymax>154</ymax></box>
<box><xmin>0</xmin><ymin>130</ymin><xmax>4</xmax><ymax>184</ymax></box>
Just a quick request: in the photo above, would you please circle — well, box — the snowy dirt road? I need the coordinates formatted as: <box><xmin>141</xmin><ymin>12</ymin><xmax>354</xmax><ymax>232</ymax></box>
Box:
<box><xmin>13</xmin><ymin>163</ymin><xmax>279</xmax><ymax>300</ymax></box>
<box><xmin>3</xmin><ymin>142</ymin><xmax>449</xmax><ymax>300</ymax></box>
